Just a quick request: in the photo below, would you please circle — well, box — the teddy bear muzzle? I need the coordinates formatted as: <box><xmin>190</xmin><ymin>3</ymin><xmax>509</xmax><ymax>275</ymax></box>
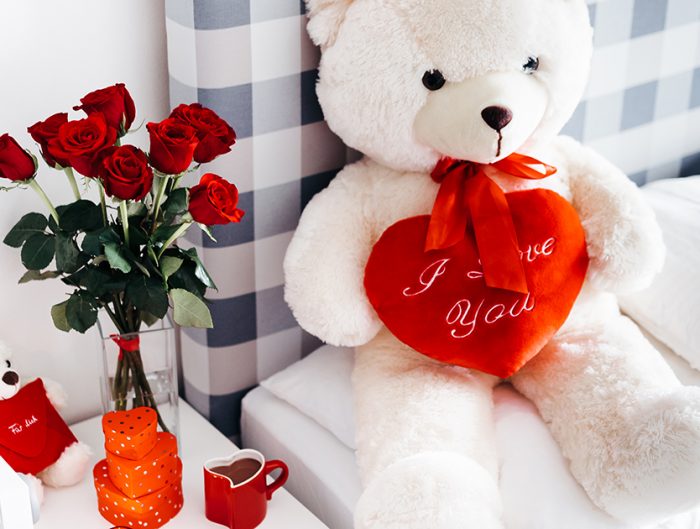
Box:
<box><xmin>414</xmin><ymin>71</ymin><xmax>548</xmax><ymax>164</ymax></box>
<box><xmin>0</xmin><ymin>369</ymin><xmax>20</xmax><ymax>399</ymax></box>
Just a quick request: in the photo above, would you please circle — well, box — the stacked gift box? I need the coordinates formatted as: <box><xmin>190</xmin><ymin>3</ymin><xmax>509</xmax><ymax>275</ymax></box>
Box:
<box><xmin>93</xmin><ymin>407</ymin><xmax>183</xmax><ymax>528</ymax></box>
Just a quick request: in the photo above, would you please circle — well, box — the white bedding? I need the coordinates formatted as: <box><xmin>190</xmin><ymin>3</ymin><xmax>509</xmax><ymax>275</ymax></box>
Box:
<box><xmin>242</xmin><ymin>339</ymin><xmax>700</xmax><ymax>529</ymax></box>
<box><xmin>619</xmin><ymin>176</ymin><xmax>700</xmax><ymax>370</ymax></box>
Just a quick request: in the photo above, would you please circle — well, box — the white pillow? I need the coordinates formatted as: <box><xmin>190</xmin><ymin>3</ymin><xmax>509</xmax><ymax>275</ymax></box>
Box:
<box><xmin>260</xmin><ymin>344</ymin><xmax>357</xmax><ymax>448</ymax></box>
<box><xmin>619</xmin><ymin>176</ymin><xmax>700</xmax><ymax>370</ymax></box>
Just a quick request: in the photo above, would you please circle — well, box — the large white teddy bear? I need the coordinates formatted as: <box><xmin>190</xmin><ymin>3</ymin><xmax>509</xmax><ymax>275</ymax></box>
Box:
<box><xmin>284</xmin><ymin>1</ymin><xmax>700</xmax><ymax>528</ymax></box>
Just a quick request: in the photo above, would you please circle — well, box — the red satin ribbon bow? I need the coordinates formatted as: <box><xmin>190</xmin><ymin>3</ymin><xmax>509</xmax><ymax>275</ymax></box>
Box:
<box><xmin>427</xmin><ymin>153</ymin><xmax>557</xmax><ymax>294</ymax></box>
<box><xmin>110</xmin><ymin>334</ymin><xmax>141</xmax><ymax>359</ymax></box>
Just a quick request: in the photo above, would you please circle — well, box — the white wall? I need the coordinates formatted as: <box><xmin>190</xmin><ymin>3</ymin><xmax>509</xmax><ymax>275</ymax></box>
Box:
<box><xmin>0</xmin><ymin>1</ymin><xmax>169</xmax><ymax>423</ymax></box>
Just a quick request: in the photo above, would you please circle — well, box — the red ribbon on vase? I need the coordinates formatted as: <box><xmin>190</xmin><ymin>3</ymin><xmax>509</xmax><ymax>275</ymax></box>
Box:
<box><xmin>427</xmin><ymin>153</ymin><xmax>557</xmax><ymax>294</ymax></box>
<box><xmin>110</xmin><ymin>334</ymin><xmax>141</xmax><ymax>360</ymax></box>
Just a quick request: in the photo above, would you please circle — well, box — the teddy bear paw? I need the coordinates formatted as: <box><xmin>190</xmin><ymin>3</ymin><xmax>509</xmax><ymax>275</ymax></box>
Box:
<box><xmin>594</xmin><ymin>386</ymin><xmax>700</xmax><ymax>525</ymax></box>
<box><xmin>354</xmin><ymin>451</ymin><xmax>503</xmax><ymax>529</ymax></box>
<box><xmin>37</xmin><ymin>441</ymin><xmax>92</xmax><ymax>488</ymax></box>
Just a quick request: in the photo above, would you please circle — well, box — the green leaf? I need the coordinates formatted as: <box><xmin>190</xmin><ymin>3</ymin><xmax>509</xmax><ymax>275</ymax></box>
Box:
<box><xmin>65</xmin><ymin>291</ymin><xmax>98</xmax><ymax>333</ymax></box>
<box><xmin>19</xmin><ymin>269</ymin><xmax>61</xmax><ymax>284</ymax></box>
<box><xmin>59</xmin><ymin>200</ymin><xmax>102</xmax><ymax>233</ymax></box>
<box><xmin>152</xmin><ymin>223</ymin><xmax>182</xmax><ymax>244</ymax></box>
<box><xmin>21</xmin><ymin>233</ymin><xmax>56</xmax><ymax>270</ymax></box>
<box><xmin>168</xmin><ymin>260</ymin><xmax>207</xmax><ymax>298</ymax></box>
<box><xmin>50</xmin><ymin>300</ymin><xmax>72</xmax><ymax>333</ymax></box>
<box><xmin>199</xmin><ymin>224</ymin><xmax>217</xmax><ymax>243</ymax></box>
<box><xmin>160</xmin><ymin>256</ymin><xmax>183</xmax><ymax>281</ymax></box>
<box><xmin>81</xmin><ymin>229</ymin><xmax>104</xmax><ymax>256</ymax></box>
<box><xmin>181</xmin><ymin>247</ymin><xmax>216</xmax><ymax>290</ymax></box>
<box><xmin>140</xmin><ymin>311</ymin><xmax>160</xmax><ymax>327</ymax></box>
<box><xmin>75</xmin><ymin>267</ymin><xmax>125</xmax><ymax>297</ymax></box>
<box><xmin>129</xmin><ymin>226</ymin><xmax>149</xmax><ymax>248</ymax></box>
<box><xmin>104</xmin><ymin>242</ymin><xmax>132</xmax><ymax>273</ymax></box>
<box><xmin>3</xmin><ymin>213</ymin><xmax>48</xmax><ymax>248</ymax></box>
<box><xmin>121</xmin><ymin>246</ymin><xmax>151</xmax><ymax>277</ymax></box>
<box><xmin>163</xmin><ymin>188</ymin><xmax>188</xmax><ymax>216</ymax></box>
<box><xmin>170</xmin><ymin>288</ymin><xmax>213</xmax><ymax>328</ymax></box>
<box><xmin>98</xmin><ymin>228</ymin><xmax>122</xmax><ymax>245</ymax></box>
<box><xmin>55</xmin><ymin>233</ymin><xmax>83</xmax><ymax>273</ymax></box>
<box><xmin>127</xmin><ymin>202</ymin><xmax>148</xmax><ymax>218</ymax></box>
<box><xmin>126</xmin><ymin>276</ymin><xmax>169</xmax><ymax>319</ymax></box>
<box><xmin>48</xmin><ymin>205</ymin><xmax>69</xmax><ymax>234</ymax></box>
<box><xmin>62</xmin><ymin>267</ymin><xmax>87</xmax><ymax>287</ymax></box>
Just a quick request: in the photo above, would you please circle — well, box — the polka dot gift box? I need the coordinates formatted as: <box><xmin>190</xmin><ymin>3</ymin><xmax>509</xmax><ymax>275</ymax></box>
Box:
<box><xmin>93</xmin><ymin>407</ymin><xmax>183</xmax><ymax>528</ymax></box>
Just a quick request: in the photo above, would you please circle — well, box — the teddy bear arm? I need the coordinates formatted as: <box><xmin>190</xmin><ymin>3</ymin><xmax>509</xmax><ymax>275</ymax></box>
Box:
<box><xmin>284</xmin><ymin>165</ymin><xmax>382</xmax><ymax>347</ymax></box>
<box><xmin>556</xmin><ymin>136</ymin><xmax>665</xmax><ymax>294</ymax></box>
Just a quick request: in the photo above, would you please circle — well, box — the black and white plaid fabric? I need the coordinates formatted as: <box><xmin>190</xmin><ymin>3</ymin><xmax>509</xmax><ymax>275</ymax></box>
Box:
<box><xmin>164</xmin><ymin>0</ymin><xmax>700</xmax><ymax>437</ymax></box>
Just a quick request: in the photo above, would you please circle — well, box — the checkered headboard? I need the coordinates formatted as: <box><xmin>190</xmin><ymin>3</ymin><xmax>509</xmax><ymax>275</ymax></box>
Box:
<box><xmin>165</xmin><ymin>0</ymin><xmax>700</xmax><ymax>437</ymax></box>
<box><xmin>564</xmin><ymin>0</ymin><xmax>700</xmax><ymax>183</ymax></box>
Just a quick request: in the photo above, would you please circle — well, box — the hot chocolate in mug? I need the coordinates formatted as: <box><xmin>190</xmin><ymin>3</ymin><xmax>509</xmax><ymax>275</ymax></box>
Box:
<box><xmin>204</xmin><ymin>449</ymin><xmax>289</xmax><ymax>529</ymax></box>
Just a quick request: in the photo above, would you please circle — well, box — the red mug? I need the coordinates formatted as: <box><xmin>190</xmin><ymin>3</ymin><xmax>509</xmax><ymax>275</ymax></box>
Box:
<box><xmin>204</xmin><ymin>449</ymin><xmax>289</xmax><ymax>529</ymax></box>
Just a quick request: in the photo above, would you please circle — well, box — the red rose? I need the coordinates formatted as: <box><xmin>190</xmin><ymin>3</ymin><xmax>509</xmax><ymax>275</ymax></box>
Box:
<box><xmin>170</xmin><ymin>103</ymin><xmax>236</xmax><ymax>163</ymax></box>
<box><xmin>188</xmin><ymin>173</ymin><xmax>244</xmax><ymax>225</ymax></box>
<box><xmin>74</xmin><ymin>83</ymin><xmax>136</xmax><ymax>135</ymax></box>
<box><xmin>99</xmin><ymin>145</ymin><xmax>154</xmax><ymax>201</ymax></box>
<box><xmin>47</xmin><ymin>113</ymin><xmax>118</xmax><ymax>177</ymax></box>
<box><xmin>147</xmin><ymin>119</ymin><xmax>198</xmax><ymax>175</ymax></box>
<box><xmin>27</xmin><ymin>112</ymin><xmax>68</xmax><ymax>168</ymax></box>
<box><xmin>0</xmin><ymin>134</ymin><xmax>37</xmax><ymax>182</ymax></box>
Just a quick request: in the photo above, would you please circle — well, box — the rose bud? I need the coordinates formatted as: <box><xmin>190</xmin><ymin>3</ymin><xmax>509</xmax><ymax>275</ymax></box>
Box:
<box><xmin>47</xmin><ymin>113</ymin><xmax>118</xmax><ymax>177</ymax></box>
<box><xmin>99</xmin><ymin>145</ymin><xmax>154</xmax><ymax>201</ymax></box>
<box><xmin>0</xmin><ymin>134</ymin><xmax>38</xmax><ymax>182</ymax></box>
<box><xmin>169</xmin><ymin>103</ymin><xmax>236</xmax><ymax>163</ymax></box>
<box><xmin>188</xmin><ymin>173</ymin><xmax>245</xmax><ymax>225</ymax></box>
<box><xmin>74</xmin><ymin>83</ymin><xmax>136</xmax><ymax>135</ymax></box>
<box><xmin>27</xmin><ymin>112</ymin><xmax>69</xmax><ymax>168</ymax></box>
<box><xmin>146</xmin><ymin>118</ymin><xmax>198</xmax><ymax>175</ymax></box>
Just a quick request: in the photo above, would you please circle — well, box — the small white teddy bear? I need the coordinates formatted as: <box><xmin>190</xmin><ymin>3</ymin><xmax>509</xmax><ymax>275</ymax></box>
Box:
<box><xmin>0</xmin><ymin>341</ymin><xmax>91</xmax><ymax>503</ymax></box>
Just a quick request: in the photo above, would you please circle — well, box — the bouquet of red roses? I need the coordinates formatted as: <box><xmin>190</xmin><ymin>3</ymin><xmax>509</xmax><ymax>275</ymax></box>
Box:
<box><xmin>0</xmin><ymin>84</ymin><xmax>243</xmax><ymax>426</ymax></box>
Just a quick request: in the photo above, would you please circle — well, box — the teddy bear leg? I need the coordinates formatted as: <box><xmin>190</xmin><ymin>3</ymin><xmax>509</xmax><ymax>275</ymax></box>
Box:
<box><xmin>353</xmin><ymin>329</ymin><xmax>503</xmax><ymax>529</ymax></box>
<box><xmin>511</xmin><ymin>315</ymin><xmax>700</xmax><ymax>525</ymax></box>
<box><xmin>37</xmin><ymin>441</ymin><xmax>92</xmax><ymax>488</ymax></box>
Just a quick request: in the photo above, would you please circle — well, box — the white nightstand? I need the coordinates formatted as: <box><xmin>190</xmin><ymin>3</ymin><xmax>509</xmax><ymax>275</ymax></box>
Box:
<box><xmin>37</xmin><ymin>400</ymin><xmax>328</xmax><ymax>529</ymax></box>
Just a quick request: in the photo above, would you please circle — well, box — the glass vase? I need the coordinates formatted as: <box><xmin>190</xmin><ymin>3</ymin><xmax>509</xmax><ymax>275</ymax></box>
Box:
<box><xmin>97</xmin><ymin>314</ymin><xmax>179</xmax><ymax>438</ymax></box>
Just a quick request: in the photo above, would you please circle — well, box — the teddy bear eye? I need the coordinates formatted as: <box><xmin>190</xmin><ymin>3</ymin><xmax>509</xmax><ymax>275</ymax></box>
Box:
<box><xmin>5</xmin><ymin>360</ymin><xmax>10</xmax><ymax>368</ymax></box>
<box><xmin>522</xmin><ymin>56</ymin><xmax>539</xmax><ymax>74</ymax></box>
<box><xmin>422</xmin><ymin>70</ymin><xmax>446</xmax><ymax>91</ymax></box>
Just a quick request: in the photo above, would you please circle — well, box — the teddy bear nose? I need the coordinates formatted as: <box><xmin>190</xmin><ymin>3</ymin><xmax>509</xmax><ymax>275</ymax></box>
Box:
<box><xmin>2</xmin><ymin>371</ymin><xmax>18</xmax><ymax>385</ymax></box>
<box><xmin>481</xmin><ymin>105</ymin><xmax>513</xmax><ymax>131</ymax></box>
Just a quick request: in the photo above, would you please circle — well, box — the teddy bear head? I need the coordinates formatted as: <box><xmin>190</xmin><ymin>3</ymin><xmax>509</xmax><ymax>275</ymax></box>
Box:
<box><xmin>0</xmin><ymin>342</ymin><xmax>20</xmax><ymax>400</ymax></box>
<box><xmin>307</xmin><ymin>0</ymin><xmax>593</xmax><ymax>172</ymax></box>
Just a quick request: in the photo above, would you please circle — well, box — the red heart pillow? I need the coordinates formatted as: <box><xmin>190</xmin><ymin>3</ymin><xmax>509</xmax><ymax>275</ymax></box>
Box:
<box><xmin>364</xmin><ymin>189</ymin><xmax>589</xmax><ymax>378</ymax></box>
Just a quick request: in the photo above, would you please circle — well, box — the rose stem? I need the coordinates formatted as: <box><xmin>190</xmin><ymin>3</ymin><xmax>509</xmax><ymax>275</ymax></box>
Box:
<box><xmin>27</xmin><ymin>179</ymin><xmax>59</xmax><ymax>223</ymax></box>
<box><xmin>150</xmin><ymin>175</ymin><xmax>170</xmax><ymax>234</ymax></box>
<box><xmin>97</xmin><ymin>183</ymin><xmax>108</xmax><ymax>225</ymax></box>
<box><xmin>157</xmin><ymin>221</ymin><xmax>192</xmax><ymax>259</ymax></box>
<box><xmin>119</xmin><ymin>200</ymin><xmax>130</xmax><ymax>248</ymax></box>
<box><xmin>63</xmin><ymin>167</ymin><xmax>81</xmax><ymax>201</ymax></box>
<box><xmin>169</xmin><ymin>174</ymin><xmax>184</xmax><ymax>193</ymax></box>
<box><xmin>128</xmin><ymin>349</ymin><xmax>169</xmax><ymax>432</ymax></box>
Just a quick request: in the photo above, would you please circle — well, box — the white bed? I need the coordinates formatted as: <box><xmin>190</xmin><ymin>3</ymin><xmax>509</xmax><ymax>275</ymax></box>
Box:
<box><xmin>242</xmin><ymin>337</ymin><xmax>700</xmax><ymax>529</ymax></box>
<box><xmin>241</xmin><ymin>176</ymin><xmax>700</xmax><ymax>529</ymax></box>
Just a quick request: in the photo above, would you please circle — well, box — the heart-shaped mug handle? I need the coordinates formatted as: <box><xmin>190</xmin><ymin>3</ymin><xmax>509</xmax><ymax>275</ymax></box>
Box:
<box><xmin>264</xmin><ymin>460</ymin><xmax>289</xmax><ymax>500</ymax></box>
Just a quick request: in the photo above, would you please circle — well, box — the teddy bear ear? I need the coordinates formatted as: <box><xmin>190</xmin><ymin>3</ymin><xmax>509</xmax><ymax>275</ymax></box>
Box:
<box><xmin>305</xmin><ymin>0</ymin><xmax>353</xmax><ymax>48</ymax></box>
